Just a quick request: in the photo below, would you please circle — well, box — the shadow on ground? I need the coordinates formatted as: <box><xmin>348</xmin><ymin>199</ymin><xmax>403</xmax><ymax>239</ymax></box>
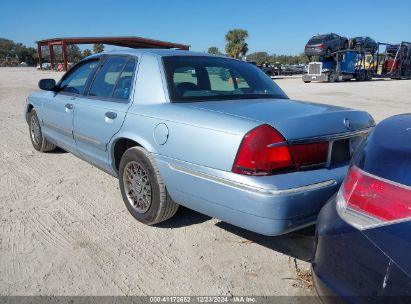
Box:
<box><xmin>156</xmin><ymin>206</ymin><xmax>211</xmax><ymax>229</ymax></box>
<box><xmin>48</xmin><ymin>147</ymin><xmax>68</xmax><ymax>154</ymax></box>
<box><xmin>216</xmin><ymin>222</ymin><xmax>316</xmax><ymax>262</ymax></box>
<box><xmin>157</xmin><ymin>206</ymin><xmax>315</xmax><ymax>262</ymax></box>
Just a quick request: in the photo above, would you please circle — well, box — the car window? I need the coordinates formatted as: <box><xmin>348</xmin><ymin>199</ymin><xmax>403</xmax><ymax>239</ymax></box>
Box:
<box><xmin>163</xmin><ymin>56</ymin><xmax>288</xmax><ymax>102</ymax></box>
<box><xmin>112</xmin><ymin>58</ymin><xmax>136</xmax><ymax>100</ymax></box>
<box><xmin>173</xmin><ymin>66</ymin><xmax>198</xmax><ymax>85</ymax></box>
<box><xmin>88</xmin><ymin>56</ymin><xmax>128</xmax><ymax>98</ymax></box>
<box><xmin>206</xmin><ymin>67</ymin><xmax>235</xmax><ymax>91</ymax></box>
<box><xmin>59</xmin><ymin>60</ymin><xmax>98</xmax><ymax>94</ymax></box>
<box><xmin>205</xmin><ymin>67</ymin><xmax>251</xmax><ymax>91</ymax></box>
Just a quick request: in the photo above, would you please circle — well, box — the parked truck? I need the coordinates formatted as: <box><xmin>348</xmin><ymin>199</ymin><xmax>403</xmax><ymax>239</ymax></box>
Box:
<box><xmin>302</xmin><ymin>50</ymin><xmax>373</xmax><ymax>83</ymax></box>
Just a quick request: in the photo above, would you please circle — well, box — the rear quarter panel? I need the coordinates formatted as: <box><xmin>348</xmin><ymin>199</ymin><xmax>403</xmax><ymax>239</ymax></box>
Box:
<box><xmin>111</xmin><ymin>103</ymin><xmax>259</xmax><ymax>172</ymax></box>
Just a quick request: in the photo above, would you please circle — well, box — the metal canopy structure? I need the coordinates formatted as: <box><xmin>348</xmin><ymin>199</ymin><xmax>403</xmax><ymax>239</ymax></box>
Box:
<box><xmin>36</xmin><ymin>36</ymin><xmax>190</xmax><ymax>71</ymax></box>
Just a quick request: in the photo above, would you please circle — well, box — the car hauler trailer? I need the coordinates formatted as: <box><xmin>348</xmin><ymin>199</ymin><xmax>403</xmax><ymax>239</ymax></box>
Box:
<box><xmin>302</xmin><ymin>50</ymin><xmax>373</xmax><ymax>83</ymax></box>
<box><xmin>302</xmin><ymin>41</ymin><xmax>411</xmax><ymax>83</ymax></box>
<box><xmin>374</xmin><ymin>41</ymin><xmax>411</xmax><ymax>80</ymax></box>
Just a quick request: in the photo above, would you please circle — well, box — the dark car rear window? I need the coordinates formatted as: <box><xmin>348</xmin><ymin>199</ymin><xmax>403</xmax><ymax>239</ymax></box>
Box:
<box><xmin>162</xmin><ymin>56</ymin><xmax>288</xmax><ymax>102</ymax></box>
<box><xmin>308</xmin><ymin>35</ymin><xmax>328</xmax><ymax>44</ymax></box>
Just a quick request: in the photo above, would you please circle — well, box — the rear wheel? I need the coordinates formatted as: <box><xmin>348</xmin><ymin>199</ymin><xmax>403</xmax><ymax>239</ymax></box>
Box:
<box><xmin>356</xmin><ymin>70</ymin><xmax>366</xmax><ymax>81</ymax></box>
<box><xmin>325</xmin><ymin>48</ymin><xmax>332</xmax><ymax>57</ymax></box>
<box><xmin>366</xmin><ymin>70</ymin><xmax>373</xmax><ymax>81</ymax></box>
<box><xmin>28</xmin><ymin>110</ymin><xmax>56</xmax><ymax>152</ymax></box>
<box><xmin>119</xmin><ymin>146</ymin><xmax>179</xmax><ymax>225</ymax></box>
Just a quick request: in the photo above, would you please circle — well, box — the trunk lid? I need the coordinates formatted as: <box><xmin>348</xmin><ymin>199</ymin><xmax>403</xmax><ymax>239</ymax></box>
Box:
<box><xmin>185</xmin><ymin>98</ymin><xmax>374</xmax><ymax>140</ymax></box>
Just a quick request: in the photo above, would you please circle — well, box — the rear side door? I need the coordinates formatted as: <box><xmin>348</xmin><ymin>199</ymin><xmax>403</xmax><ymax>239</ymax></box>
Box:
<box><xmin>330</xmin><ymin>34</ymin><xmax>340</xmax><ymax>51</ymax></box>
<box><xmin>41</xmin><ymin>59</ymin><xmax>99</xmax><ymax>152</ymax></box>
<box><xmin>72</xmin><ymin>55</ymin><xmax>137</xmax><ymax>173</ymax></box>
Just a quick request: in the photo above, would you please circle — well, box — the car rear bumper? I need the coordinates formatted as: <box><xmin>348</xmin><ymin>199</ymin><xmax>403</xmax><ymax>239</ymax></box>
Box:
<box><xmin>312</xmin><ymin>197</ymin><xmax>411</xmax><ymax>301</ymax></box>
<box><xmin>305</xmin><ymin>48</ymin><xmax>326</xmax><ymax>56</ymax></box>
<box><xmin>155</xmin><ymin>155</ymin><xmax>347</xmax><ymax>235</ymax></box>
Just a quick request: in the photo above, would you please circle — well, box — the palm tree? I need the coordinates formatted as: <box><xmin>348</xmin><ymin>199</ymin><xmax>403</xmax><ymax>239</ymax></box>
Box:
<box><xmin>225</xmin><ymin>29</ymin><xmax>249</xmax><ymax>59</ymax></box>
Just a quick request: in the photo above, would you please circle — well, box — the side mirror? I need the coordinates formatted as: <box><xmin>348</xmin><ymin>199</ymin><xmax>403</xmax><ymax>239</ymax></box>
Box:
<box><xmin>38</xmin><ymin>79</ymin><xmax>57</xmax><ymax>91</ymax></box>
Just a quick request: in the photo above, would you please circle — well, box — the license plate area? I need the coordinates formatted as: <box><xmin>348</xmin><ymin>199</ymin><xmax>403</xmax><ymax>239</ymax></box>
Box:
<box><xmin>327</xmin><ymin>135</ymin><xmax>365</xmax><ymax>167</ymax></box>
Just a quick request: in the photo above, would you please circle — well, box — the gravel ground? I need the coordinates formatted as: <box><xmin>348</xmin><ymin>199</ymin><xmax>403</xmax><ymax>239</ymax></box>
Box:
<box><xmin>0</xmin><ymin>67</ymin><xmax>409</xmax><ymax>297</ymax></box>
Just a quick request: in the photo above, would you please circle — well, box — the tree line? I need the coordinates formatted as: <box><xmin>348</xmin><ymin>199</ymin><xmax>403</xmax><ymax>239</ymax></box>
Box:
<box><xmin>208</xmin><ymin>28</ymin><xmax>307</xmax><ymax>65</ymax></box>
<box><xmin>0</xmin><ymin>38</ymin><xmax>105</xmax><ymax>67</ymax></box>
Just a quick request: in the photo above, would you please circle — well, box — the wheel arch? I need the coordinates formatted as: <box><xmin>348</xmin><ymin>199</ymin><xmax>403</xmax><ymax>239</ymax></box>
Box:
<box><xmin>110</xmin><ymin>134</ymin><xmax>156</xmax><ymax>175</ymax></box>
<box><xmin>25</xmin><ymin>103</ymin><xmax>34</xmax><ymax>123</ymax></box>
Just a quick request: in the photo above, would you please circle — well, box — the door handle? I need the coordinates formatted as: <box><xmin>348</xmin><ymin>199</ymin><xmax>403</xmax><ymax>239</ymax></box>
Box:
<box><xmin>65</xmin><ymin>103</ymin><xmax>74</xmax><ymax>110</ymax></box>
<box><xmin>105</xmin><ymin>112</ymin><xmax>117</xmax><ymax>119</ymax></box>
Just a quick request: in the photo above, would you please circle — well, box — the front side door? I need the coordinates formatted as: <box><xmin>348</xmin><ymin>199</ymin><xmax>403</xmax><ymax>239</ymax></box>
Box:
<box><xmin>73</xmin><ymin>55</ymin><xmax>137</xmax><ymax>173</ymax></box>
<box><xmin>330</xmin><ymin>34</ymin><xmax>339</xmax><ymax>51</ymax></box>
<box><xmin>41</xmin><ymin>59</ymin><xmax>99</xmax><ymax>152</ymax></box>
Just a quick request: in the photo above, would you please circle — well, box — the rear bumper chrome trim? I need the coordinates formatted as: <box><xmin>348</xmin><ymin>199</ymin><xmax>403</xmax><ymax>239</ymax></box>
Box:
<box><xmin>169</xmin><ymin>163</ymin><xmax>337</xmax><ymax>196</ymax></box>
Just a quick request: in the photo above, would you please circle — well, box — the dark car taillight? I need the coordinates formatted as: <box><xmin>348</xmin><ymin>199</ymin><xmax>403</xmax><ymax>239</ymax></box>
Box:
<box><xmin>232</xmin><ymin>125</ymin><xmax>329</xmax><ymax>176</ymax></box>
<box><xmin>336</xmin><ymin>166</ymin><xmax>411</xmax><ymax>230</ymax></box>
<box><xmin>318</xmin><ymin>44</ymin><xmax>324</xmax><ymax>49</ymax></box>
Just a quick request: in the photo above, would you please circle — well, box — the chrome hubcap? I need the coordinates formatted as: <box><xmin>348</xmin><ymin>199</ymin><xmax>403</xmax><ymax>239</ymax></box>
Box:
<box><xmin>30</xmin><ymin>115</ymin><xmax>41</xmax><ymax>146</ymax></box>
<box><xmin>123</xmin><ymin>161</ymin><xmax>152</xmax><ymax>213</ymax></box>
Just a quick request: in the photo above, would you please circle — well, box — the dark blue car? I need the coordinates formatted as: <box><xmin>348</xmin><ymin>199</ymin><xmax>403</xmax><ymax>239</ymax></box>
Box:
<box><xmin>312</xmin><ymin>114</ymin><xmax>411</xmax><ymax>303</ymax></box>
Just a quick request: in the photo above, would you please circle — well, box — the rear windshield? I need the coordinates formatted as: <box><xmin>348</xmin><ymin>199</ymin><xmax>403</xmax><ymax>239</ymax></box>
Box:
<box><xmin>308</xmin><ymin>35</ymin><xmax>328</xmax><ymax>44</ymax></box>
<box><xmin>162</xmin><ymin>56</ymin><xmax>288</xmax><ymax>102</ymax></box>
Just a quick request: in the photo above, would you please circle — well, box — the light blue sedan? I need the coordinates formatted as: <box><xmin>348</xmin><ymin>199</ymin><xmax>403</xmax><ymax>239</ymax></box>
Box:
<box><xmin>25</xmin><ymin>50</ymin><xmax>375</xmax><ymax>235</ymax></box>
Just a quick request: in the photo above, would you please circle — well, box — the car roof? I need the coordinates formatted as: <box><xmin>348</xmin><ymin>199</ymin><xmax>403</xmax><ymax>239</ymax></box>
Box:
<box><xmin>313</xmin><ymin>33</ymin><xmax>332</xmax><ymax>37</ymax></box>
<box><xmin>89</xmin><ymin>49</ymin><xmax>223</xmax><ymax>59</ymax></box>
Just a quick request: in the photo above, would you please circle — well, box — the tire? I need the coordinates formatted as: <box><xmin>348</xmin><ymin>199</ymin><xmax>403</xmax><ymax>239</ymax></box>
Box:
<box><xmin>366</xmin><ymin>70</ymin><xmax>373</xmax><ymax>81</ymax></box>
<box><xmin>360</xmin><ymin>70</ymin><xmax>366</xmax><ymax>81</ymax></box>
<box><xmin>303</xmin><ymin>81</ymin><xmax>311</xmax><ymax>83</ymax></box>
<box><xmin>119</xmin><ymin>146</ymin><xmax>179</xmax><ymax>225</ymax></box>
<box><xmin>325</xmin><ymin>48</ymin><xmax>332</xmax><ymax>57</ymax></box>
<box><xmin>328</xmin><ymin>72</ymin><xmax>338</xmax><ymax>83</ymax></box>
<box><xmin>28</xmin><ymin>109</ymin><xmax>56</xmax><ymax>152</ymax></box>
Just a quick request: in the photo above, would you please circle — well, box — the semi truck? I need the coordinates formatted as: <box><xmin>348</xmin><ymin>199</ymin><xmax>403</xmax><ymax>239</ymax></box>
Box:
<box><xmin>302</xmin><ymin>50</ymin><xmax>373</xmax><ymax>83</ymax></box>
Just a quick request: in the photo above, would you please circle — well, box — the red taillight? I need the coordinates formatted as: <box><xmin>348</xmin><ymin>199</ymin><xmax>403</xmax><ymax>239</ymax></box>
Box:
<box><xmin>232</xmin><ymin>124</ymin><xmax>294</xmax><ymax>176</ymax></box>
<box><xmin>232</xmin><ymin>125</ymin><xmax>329</xmax><ymax>176</ymax></box>
<box><xmin>318</xmin><ymin>44</ymin><xmax>324</xmax><ymax>49</ymax></box>
<box><xmin>337</xmin><ymin>166</ymin><xmax>411</xmax><ymax>229</ymax></box>
<box><xmin>290</xmin><ymin>142</ymin><xmax>329</xmax><ymax>168</ymax></box>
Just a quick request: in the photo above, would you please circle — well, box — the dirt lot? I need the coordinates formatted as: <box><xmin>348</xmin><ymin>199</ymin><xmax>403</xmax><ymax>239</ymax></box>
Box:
<box><xmin>0</xmin><ymin>68</ymin><xmax>410</xmax><ymax>297</ymax></box>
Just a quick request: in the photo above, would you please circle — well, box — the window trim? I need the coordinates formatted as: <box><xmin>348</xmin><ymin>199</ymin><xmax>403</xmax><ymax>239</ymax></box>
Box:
<box><xmin>56</xmin><ymin>57</ymin><xmax>101</xmax><ymax>96</ymax></box>
<box><xmin>84</xmin><ymin>54</ymin><xmax>138</xmax><ymax>104</ymax></box>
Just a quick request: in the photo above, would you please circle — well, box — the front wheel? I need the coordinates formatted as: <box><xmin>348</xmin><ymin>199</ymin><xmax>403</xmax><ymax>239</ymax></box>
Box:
<box><xmin>328</xmin><ymin>72</ymin><xmax>338</xmax><ymax>83</ymax></box>
<box><xmin>28</xmin><ymin>110</ymin><xmax>56</xmax><ymax>152</ymax></box>
<box><xmin>119</xmin><ymin>146</ymin><xmax>179</xmax><ymax>225</ymax></box>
